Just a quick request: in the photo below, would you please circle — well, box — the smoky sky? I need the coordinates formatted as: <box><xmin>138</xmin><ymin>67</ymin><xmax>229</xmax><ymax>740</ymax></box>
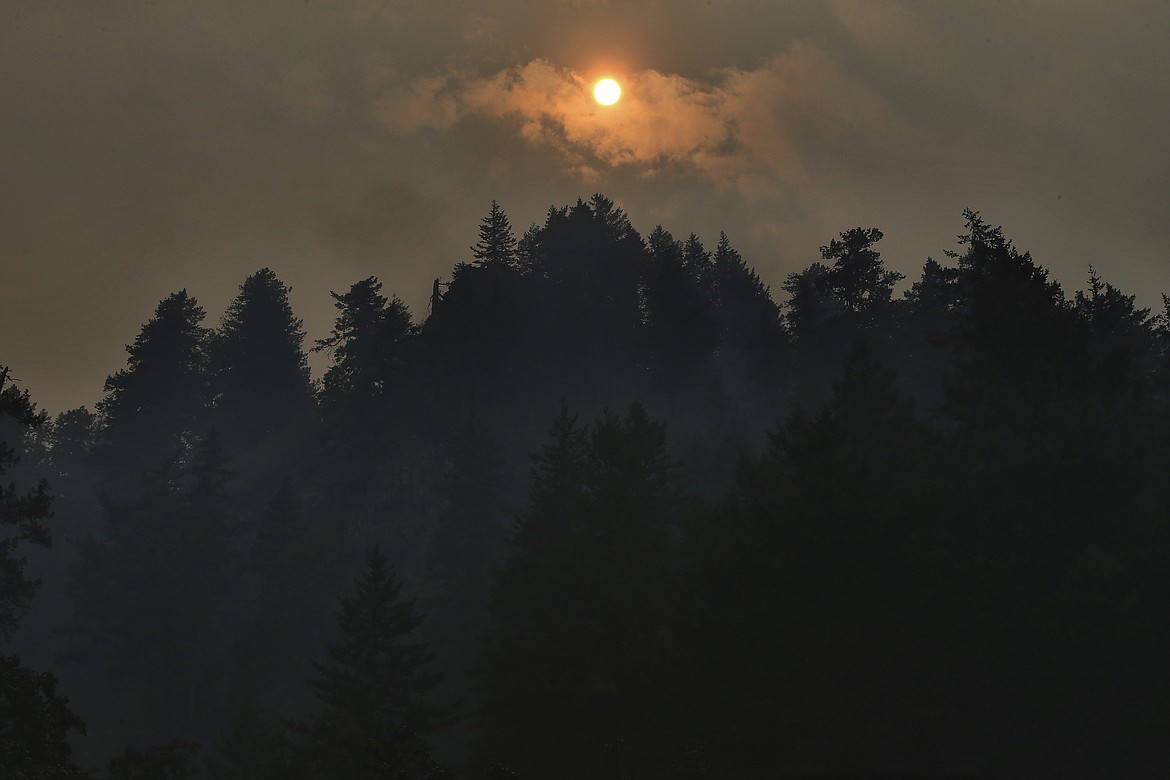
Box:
<box><xmin>4</xmin><ymin>0</ymin><xmax>1169</xmax><ymax>413</ymax></box>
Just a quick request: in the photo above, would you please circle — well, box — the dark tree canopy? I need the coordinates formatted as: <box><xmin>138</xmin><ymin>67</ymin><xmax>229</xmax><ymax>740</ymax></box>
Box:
<box><xmin>0</xmin><ymin>369</ymin><xmax>88</xmax><ymax>777</ymax></box>
<box><xmin>5</xmin><ymin>198</ymin><xmax>1168</xmax><ymax>777</ymax></box>
<box><xmin>0</xmin><ymin>368</ymin><xmax>53</xmax><ymax>640</ymax></box>
<box><xmin>96</xmin><ymin>290</ymin><xmax>209</xmax><ymax>485</ymax></box>
<box><xmin>211</xmin><ymin>268</ymin><xmax>313</xmax><ymax>439</ymax></box>
<box><xmin>470</xmin><ymin>200</ymin><xmax>518</xmax><ymax>270</ymax></box>
<box><xmin>299</xmin><ymin>546</ymin><xmax>447</xmax><ymax>779</ymax></box>
<box><xmin>316</xmin><ymin>277</ymin><xmax>415</xmax><ymax>407</ymax></box>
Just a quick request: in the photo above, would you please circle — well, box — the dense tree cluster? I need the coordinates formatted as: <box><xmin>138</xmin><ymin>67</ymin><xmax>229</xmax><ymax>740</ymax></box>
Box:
<box><xmin>2</xmin><ymin>199</ymin><xmax>1168</xmax><ymax>776</ymax></box>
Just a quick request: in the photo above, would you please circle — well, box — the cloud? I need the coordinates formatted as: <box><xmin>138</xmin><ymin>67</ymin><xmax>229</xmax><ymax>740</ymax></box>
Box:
<box><xmin>368</xmin><ymin>41</ymin><xmax>924</xmax><ymax>202</ymax></box>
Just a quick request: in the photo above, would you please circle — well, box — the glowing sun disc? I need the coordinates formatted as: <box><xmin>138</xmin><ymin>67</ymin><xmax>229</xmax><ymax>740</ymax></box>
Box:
<box><xmin>594</xmin><ymin>78</ymin><xmax>621</xmax><ymax>105</ymax></box>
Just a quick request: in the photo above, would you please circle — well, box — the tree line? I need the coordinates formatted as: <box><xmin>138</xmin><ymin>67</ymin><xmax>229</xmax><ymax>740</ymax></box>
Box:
<box><xmin>2</xmin><ymin>196</ymin><xmax>1168</xmax><ymax>777</ymax></box>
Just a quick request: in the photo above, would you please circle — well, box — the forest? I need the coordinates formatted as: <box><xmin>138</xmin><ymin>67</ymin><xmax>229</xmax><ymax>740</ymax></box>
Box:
<box><xmin>2</xmin><ymin>195</ymin><xmax>1168</xmax><ymax>778</ymax></box>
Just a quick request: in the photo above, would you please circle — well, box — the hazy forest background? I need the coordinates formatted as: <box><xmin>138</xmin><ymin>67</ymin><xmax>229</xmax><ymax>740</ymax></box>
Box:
<box><xmin>2</xmin><ymin>196</ymin><xmax>1168</xmax><ymax>778</ymax></box>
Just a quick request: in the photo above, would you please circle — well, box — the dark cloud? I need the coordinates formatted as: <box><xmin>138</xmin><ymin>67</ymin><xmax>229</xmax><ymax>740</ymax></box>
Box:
<box><xmin>3</xmin><ymin>0</ymin><xmax>1168</xmax><ymax>411</ymax></box>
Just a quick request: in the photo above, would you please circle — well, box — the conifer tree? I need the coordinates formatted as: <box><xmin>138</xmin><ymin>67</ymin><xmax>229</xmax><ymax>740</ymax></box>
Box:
<box><xmin>821</xmin><ymin>227</ymin><xmax>903</xmax><ymax>315</ymax></box>
<box><xmin>515</xmin><ymin>224</ymin><xmax>542</xmax><ymax>277</ymax></box>
<box><xmin>710</xmin><ymin>231</ymin><xmax>786</xmax><ymax>375</ymax></box>
<box><xmin>97</xmin><ymin>290</ymin><xmax>210</xmax><ymax>487</ymax></box>
<box><xmin>0</xmin><ymin>369</ymin><xmax>88</xmax><ymax>778</ymax></box>
<box><xmin>471</xmin><ymin>201</ymin><xmax>518</xmax><ymax>270</ymax></box>
<box><xmin>315</xmin><ymin>277</ymin><xmax>415</xmax><ymax>407</ymax></box>
<box><xmin>480</xmin><ymin>403</ymin><xmax>685</xmax><ymax>778</ymax></box>
<box><xmin>641</xmin><ymin>226</ymin><xmax>719</xmax><ymax>378</ymax></box>
<box><xmin>66</xmin><ymin>429</ymin><xmax>239</xmax><ymax>742</ymax></box>
<box><xmin>299</xmin><ymin>546</ymin><xmax>447</xmax><ymax>779</ymax></box>
<box><xmin>686</xmin><ymin>344</ymin><xmax>937</xmax><ymax>775</ymax></box>
<box><xmin>0</xmin><ymin>370</ymin><xmax>52</xmax><ymax>639</ymax></box>
<box><xmin>211</xmin><ymin>268</ymin><xmax>313</xmax><ymax>444</ymax></box>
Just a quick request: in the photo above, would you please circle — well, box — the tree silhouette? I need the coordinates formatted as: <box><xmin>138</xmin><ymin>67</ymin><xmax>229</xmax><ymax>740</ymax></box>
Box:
<box><xmin>480</xmin><ymin>402</ymin><xmax>686</xmax><ymax>778</ymax></box>
<box><xmin>67</xmin><ymin>429</ymin><xmax>239</xmax><ymax>743</ymax></box>
<box><xmin>96</xmin><ymin>290</ymin><xmax>209</xmax><ymax>490</ymax></box>
<box><xmin>471</xmin><ymin>201</ymin><xmax>518</xmax><ymax>270</ymax></box>
<box><xmin>298</xmin><ymin>546</ymin><xmax>448</xmax><ymax>779</ymax></box>
<box><xmin>0</xmin><ymin>368</ymin><xmax>88</xmax><ymax>778</ymax></box>
<box><xmin>211</xmin><ymin>268</ymin><xmax>314</xmax><ymax>448</ymax></box>
<box><xmin>641</xmin><ymin>226</ymin><xmax>719</xmax><ymax>381</ymax></box>
<box><xmin>11</xmin><ymin>198</ymin><xmax>1167</xmax><ymax>776</ymax></box>
<box><xmin>315</xmin><ymin>277</ymin><xmax>415</xmax><ymax>408</ymax></box>
<box><xmin>0</xmin><ymin>369</ymin><xmax>52</xmax><ymax>639</ymax></box>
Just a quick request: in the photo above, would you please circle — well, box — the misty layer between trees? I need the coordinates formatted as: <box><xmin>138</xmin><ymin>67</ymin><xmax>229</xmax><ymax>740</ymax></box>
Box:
<box><xmin>2</xmin><ymin>196</ymin><xmax>1168</xmax><ymax>778</ymax></box>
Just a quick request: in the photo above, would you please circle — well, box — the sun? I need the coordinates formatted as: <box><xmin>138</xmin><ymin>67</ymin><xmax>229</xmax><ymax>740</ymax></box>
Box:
<box><xmin>593</xmin><ymin>78</ymin><xmax>621</xmax><ymax>106</ymax></box>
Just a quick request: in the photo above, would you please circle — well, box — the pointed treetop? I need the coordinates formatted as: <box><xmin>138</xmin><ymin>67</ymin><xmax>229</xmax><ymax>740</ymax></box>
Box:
<box><xmin>472</xmin><ymin>200</ymin><xmax>518</xmax><ymax>269</ymax></box>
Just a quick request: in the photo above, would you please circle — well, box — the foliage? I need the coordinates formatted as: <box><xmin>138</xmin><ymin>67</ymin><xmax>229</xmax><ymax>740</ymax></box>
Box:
<box><xmin>297</xmin><ymin>546</ymin><xmax>448</xmax><ymax>778</ymax></box>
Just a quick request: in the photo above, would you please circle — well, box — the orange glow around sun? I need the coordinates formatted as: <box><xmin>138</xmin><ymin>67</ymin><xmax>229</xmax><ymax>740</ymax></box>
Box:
<box><xmin>593</xmin><ymin>78</ymin><xmax>621</xmax><ymax>105</ymax></box>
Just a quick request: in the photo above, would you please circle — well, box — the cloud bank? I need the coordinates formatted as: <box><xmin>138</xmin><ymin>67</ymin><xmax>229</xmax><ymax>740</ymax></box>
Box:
<box><xmin>373</xmin><ymin>42</ymin><xmax>922</xmax><ymax>200</ymax></box>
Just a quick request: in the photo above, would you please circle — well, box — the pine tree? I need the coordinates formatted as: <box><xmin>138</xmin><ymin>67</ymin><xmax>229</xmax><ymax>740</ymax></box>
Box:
<box><xmin>515</xmin><ymin>224</ymin><xmax>542</xmax><ymax>277</ymax></box>
<box><xmin>96</xmin><ymin>290</ymin><xmax>210</xmax><ymax>488</ymax></box>
<box><xmin>686</xmin><ymin>345</ymin><xmax>938</xmax><ymax>775</ymax></box>
<box><xmin>0</xmin><ymin>368</ymin><xmax>88</xmax><ymax>778</ymax></box>
<box><xmin>66</xmin><ymin>430</ymin><xmax>239</xmax><ymax>743</ymax></box>
<box><xmin>299</xmin><ymin>546</ymin><xmax>447</xmax><ymax>779</ymax></box>
<box><xmin>0</xmin><ymin>369</ymin><xmax>52</xmax><ymax>640</ymax></box>
<box><xmin>821</xmin><ymin>227</ymin><xmax>903</xmax><ymax>314</ymax></box>
<box><xmin>0</xmin><ymin>652</ymin><xmax>90</xmax><ymax>779</ymax></box>
<box><xmin>710</xmin><ymin>231</ymin><xmax>786</xmax><ymax>377</ymax></box>
<box><xmin>470</xmin><ymin>201</ymin><xmax>518</xmax><ymax>270</ymax></box>
<box><xmin>479</xmin><ymin>403</ymin><xmax>685</xmax><ymax>778</ymax></box>
<box><xmin>315</xmin><ymin>277</ymin><xmax>415</xmax><ymax>407</ymax></box>
<box><xmin>211</xmin><ymin>268</ymin><xmax>314</xmax><ymax>444</ymax></box>
<box><xmin>641</xmin><ymin>226</ymin><xmax>719</xmax><ymax>378</ymax></box>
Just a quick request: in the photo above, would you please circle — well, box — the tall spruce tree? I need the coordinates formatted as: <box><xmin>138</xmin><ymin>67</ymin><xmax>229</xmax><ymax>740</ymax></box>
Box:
<box><xmin>0</xmin><ymin>369</ymin><xmax>52</xmax><ymax>639</ymax></box>
<box><xmin>0</xmin><ymin>368</ymin><xmax>88</xmax><ymax>778</ymax></box>
<box><xmin>96</xmin><ymin>290</ymin><xmax>210</xmax><ymax>489</ymax></box>
<box><xmin>211</xmin><ymin>268</ymin><xmax>314</xmax><ymax>448</ymax></box>
<box><xmin>641</xmin><ymin>226</ymin><xmax>719</xmax><ymax>379</ymax></box>
<box><xmin>479</xmin><ymin>402</ymin><xmax>686</xmax><ymax>778</ymax></box>
<box><xmin>686</xmin><ymin>344</ymin><xmax>940</xmax><ymax>775</ymax></box>
<box><xmin>299</xmin><ymin>546</ymin><xmax>447</xmax><ymax>779</ymax></box>
<box><xmin>67</xmin><ymin>429</ymin><xmax>238</xmax><ymax>744</ymax></box>
<box><xmin>470</xmin><ymin>201</ymin><xmax>518</xmax><ymax>270</ymax></box>
<box><xmin>315</xmin><ymin>277</ymin><xmax>415</xmax><ymax>408</ymax></box>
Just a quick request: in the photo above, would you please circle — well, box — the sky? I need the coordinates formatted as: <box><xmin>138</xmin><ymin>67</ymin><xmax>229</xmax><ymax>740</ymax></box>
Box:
<box><xmin>3</xmin><ymin>0</ymin><xmax>1169</xmax><ymax>414</ymax></box>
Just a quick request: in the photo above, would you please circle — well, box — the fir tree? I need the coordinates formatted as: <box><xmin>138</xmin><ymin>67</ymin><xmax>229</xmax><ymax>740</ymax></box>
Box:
<box><xmin>471</xmin><ymin>201</ymin><xmax>518</xmax><ymax>270</ymax></box>
<box><xmin>0</xmin><ymin>368</ymin><xmax>88</xmax><ymax>778</ymax></box>
<box><xmin>66</xmin><ymin>430</ymin><xmax>239</xmax><ymax>743</ymax></box>
<box><xmin>211</xmin><ymin>268</ymin><xmax>314</xmax><ymax>443</ymax></box>
<box><xmin>0</xmin><ymin>369</ymin><xmax>52</xmax><ymax>639</ymax></box>
<box><xmin>299</xmin><ymin>546</ymin><xmax>448</xmax><ymax>779</ymax></box>
<box><xmin>315</xmin><ymin>277</ymin><xmax>415</xmax><ymax>407</ymax></box>
<box><xmin>96</xmin><ymin>290</ymin><xmax>210</xmax><ymax>488</ymax></box>
<box><xmin>480</xmin><ymin>403</ymin><xmax>686</xmax><ymax>778</ymax></box>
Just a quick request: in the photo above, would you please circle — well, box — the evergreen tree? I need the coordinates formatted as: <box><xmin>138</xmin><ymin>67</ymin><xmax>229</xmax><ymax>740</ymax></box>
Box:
<box><xmin>822</xmin><ymin>227</ymin><xmax>903</xmax><ymax>315</ymax></box>
<box><xmin>66</xmin><ymin>430</ymin><xmax>239</xmax><ymax>743</ymax></box>
<box><xmin>426</xmin><ymin>415</ymin><xmax>509</xmax><ymax>645</ymax></box>
<box><xmin>315</xmin><ymin>277</ymin><xmax>415</xmax><ymax>407</ymax></box>
<box><xmin>471</xmin><ymin>201</ymin><xmax>518</xmax><ymax>270</ymax></box>
<box><xmin>0</xmin><ymin>652</ymin><xmax>90</xmax><ymax>779</ymax></box>
<box><xmin>515</xmin><ymin>224</ymin><xmax>542</xmax><ymax>277</ymax></box>
<box><xmin>0</xmin><ymin>369</ymin><xmax>52</xmax><ymax>639</ymax></box>
<box><xmin>641</xmin><ymin>226</ymin><xmax>719</xmax><ymax>379</ymax></box>
<box><xmin>479</xmin><ymin>403</ymin><xmax>686</xmax><ymax>778</ymax></box>
<box><xmin>96</xmin><ymin>290</ymin><xmax>210</xmax><ymax>489</ymax></box>
<box><xmin>211</xmin><ymin>268</ymin><xmax>314</xmax><ymax>445</ymax></box>
<box><xmin>0</xmin><ymin>368</ymin><xmax>88</xmax><ymax>778</ymax></box>
<box><xmin>686</xmin><ymin>345</ymin><xmax>939</xmax><ymax>775</ymax></box>
<box><xmin>710</xmin><ymin>231</ymin><xmax>787</xmax><ymax>379</ymax></box>
<box><xmin>298</xmin><ymin>546</ymin><xmax>447</xmax><ymax>779</ymax></box>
